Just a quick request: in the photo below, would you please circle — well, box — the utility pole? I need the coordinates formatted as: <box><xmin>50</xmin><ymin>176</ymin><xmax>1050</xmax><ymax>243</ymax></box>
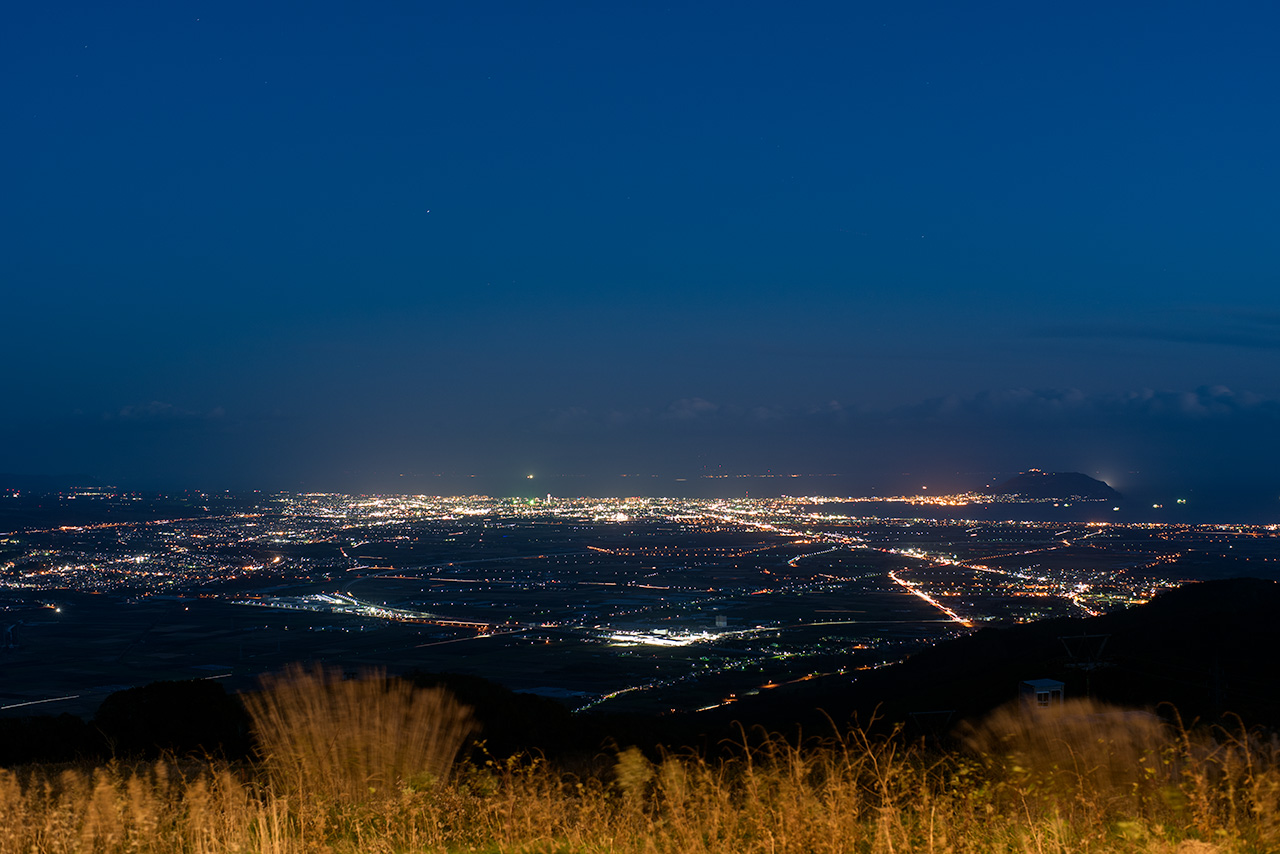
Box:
<box><xmin>1060</xmin><ymin>633</ymin><xmax>1111</xmax><ymax>697</ymax></box>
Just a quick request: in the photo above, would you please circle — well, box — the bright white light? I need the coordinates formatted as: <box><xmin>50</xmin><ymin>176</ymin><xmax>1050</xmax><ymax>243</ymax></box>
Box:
<box><xmin>607</xmin><ymin>630</ymin><xmax>718</xmax><ymax>647</ymax></box>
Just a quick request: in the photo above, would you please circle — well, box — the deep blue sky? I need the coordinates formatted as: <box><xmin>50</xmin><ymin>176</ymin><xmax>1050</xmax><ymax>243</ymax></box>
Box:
<box><xmin>5</xmin><ymin>1</ymin><xmax>1280</xmax><ymax>501</ymax></box>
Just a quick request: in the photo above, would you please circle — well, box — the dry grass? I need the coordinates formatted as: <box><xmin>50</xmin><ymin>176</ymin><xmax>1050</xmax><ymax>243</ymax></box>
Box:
<box><xmin>243</xmin><ymin>663</ymin><xmax>477</xmax><ymax>804</ymax></box>
<box><xmin>2</xmin><ymin>687</ymin><xmax>1279</xmax><ymax>853</ymax></box>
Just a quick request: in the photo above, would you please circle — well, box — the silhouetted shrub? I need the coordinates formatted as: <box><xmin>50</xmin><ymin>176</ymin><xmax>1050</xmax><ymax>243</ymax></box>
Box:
<box><xmin>94</xmin><ymin>679</ymin><xmax>251</xmax><ymax>759</ymax></box>
<box><xmin>0</xmin><ymin>713</ymin><xmax>106</xmax><ymax>766</ymax></box>
<box><xmin>407</xmin><ymin>670</ymin><xmax>576</xmax><ymax>757</ymax></box>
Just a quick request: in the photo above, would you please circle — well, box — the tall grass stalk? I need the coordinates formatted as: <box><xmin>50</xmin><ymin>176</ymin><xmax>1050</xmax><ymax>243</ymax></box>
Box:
<box><xmin>243</xmin><ymin>663</ymin><xmax>476</xmax><ymax>805</ymax></box>
<box><xmin>2</xmin><ymin>694</ymin><xmax>1279</xmax><ymax>852</ymax></box>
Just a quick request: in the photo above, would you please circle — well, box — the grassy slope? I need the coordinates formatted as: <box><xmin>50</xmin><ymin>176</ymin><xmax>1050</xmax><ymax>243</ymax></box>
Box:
<box><xmin>4</xmin><ymin>671</ymin><xmax>1280</xmax><ymax>853</ymax></box>
<box><xmin>5</xmin><ymin>581</ymin><xmax>1280</xmax><ymax>852</ymax></box>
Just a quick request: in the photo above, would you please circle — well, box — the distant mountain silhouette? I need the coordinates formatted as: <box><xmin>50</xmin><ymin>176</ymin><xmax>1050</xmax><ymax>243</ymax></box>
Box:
<box><xmin>987</xmin><ymin>470</ymin><xmax>1122</xmax><ymax>501</ymax></box>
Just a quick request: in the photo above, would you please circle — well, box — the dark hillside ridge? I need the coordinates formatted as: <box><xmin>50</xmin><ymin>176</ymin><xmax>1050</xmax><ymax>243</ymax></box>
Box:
<box><xmin>0</xmin><ymin>670</ymin><xmax>582</xmax><ymax>766</ymax></box>
<box><xmin>4</xmin><ymin>579</ymin><xmax>1277</xmax><ymax>765</ymax></box>
<box><xmin>704</xmin><ymin>578</ymin><xmax>1280</xmax><ymax>738</ymax></box>
<box><xmin>987</xmin><ymin>470</ymin><xmax>1122</xmax><ymax>500</ymax></box>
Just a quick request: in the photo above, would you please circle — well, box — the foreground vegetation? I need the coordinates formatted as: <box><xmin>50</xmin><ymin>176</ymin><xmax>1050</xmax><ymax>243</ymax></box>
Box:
<box><xmin>2</xmin><ymin>665</ymin><xmax>1277</xmax><ymax>853</ymax></box>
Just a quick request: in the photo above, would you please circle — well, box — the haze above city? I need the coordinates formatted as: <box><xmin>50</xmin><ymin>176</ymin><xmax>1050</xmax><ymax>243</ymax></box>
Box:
<box><xmin>5</xmin><ymin>2</ymin><xmax>1280</xmax><ymax>507</ymax></box>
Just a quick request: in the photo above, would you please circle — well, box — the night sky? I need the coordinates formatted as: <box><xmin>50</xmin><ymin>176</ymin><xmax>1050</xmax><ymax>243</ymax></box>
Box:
<box><xmin>5</xmin><ymin>2</ymin><xmax>1280</xmax><ymax>503</ymax></box>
